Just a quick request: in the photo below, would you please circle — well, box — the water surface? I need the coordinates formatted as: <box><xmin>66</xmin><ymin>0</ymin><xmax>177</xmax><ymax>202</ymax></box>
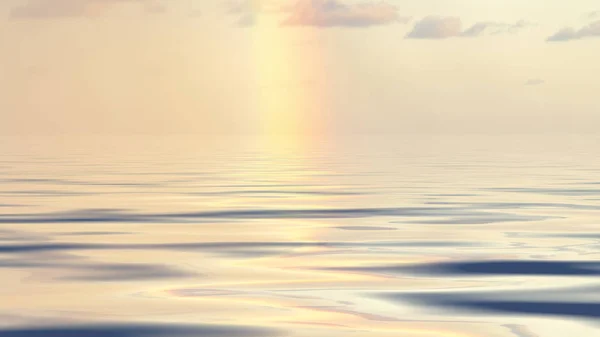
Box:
<box><xmin>1</xmin><ymin>135</ymin><xmax>599</xmax><ymax>337</ymax></box>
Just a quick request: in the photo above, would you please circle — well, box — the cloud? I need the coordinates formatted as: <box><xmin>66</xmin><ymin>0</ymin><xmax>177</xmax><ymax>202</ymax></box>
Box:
<box><xmin>405</xmin><ymin>16</ymin><xmax>462</xmax><ymax>39</ymax></box>
<box><xmin>547</xmin><ymin>20</ymin><xmax>600</xmax><ymax>41</ymax></box>
<box><xmin>283</xmin><ymin>0</ymin><xmax>405</xmax><ymax>27</ymax></box>
<box><xmin>547</xmin><ymin>27</ymin><xmax>578</xmax><ymax>41</ymax></box>
<box><xmin>525</xmin><ymin>78</ymin><xmax>545</xmax><ymax>86</ymax></box>
<box><xmin>10</xmin><ymin>0</ymin><xmax>167</xmax><ymax>19</ymax></box>
<box><xmin>585</xmin><ymin>10</ymin><xmax>599</xmax><ymax>20</ymax></box>
<box><xmin>461</xmin><ymin>20</ymin><xmax>534</xmax><ymax>37</ymax></box>
<box><xmin>11</xmin><ymin>0</ymin><xmax>86</xmax><ymax>18</ymax></box>
<box><xmin>406</xmin><ymin>16</ymin><xmax>533</xmax><ymax>39</ymax></box>
<box><xmin>227</xmin><ymin>0</ymin><xmax>406</xmax><ymax>28</ymax></box>
<box><xmin>225</xmin><ymin>0</ymin><xmax>290</xmax><ymax>14</ymax></box>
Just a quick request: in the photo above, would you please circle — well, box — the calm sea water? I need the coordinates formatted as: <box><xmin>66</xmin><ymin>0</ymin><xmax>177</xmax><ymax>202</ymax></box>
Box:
<box><xmin>1</xmin><ymin>135</ymin><xmax>599</xmax><ymax>337</ymax></box>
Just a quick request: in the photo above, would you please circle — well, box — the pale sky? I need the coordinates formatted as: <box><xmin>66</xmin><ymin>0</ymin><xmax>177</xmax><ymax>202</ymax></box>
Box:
<box><xmin>1</xmin><ymin>0</ymin><xmax>599</xmax><ymax>135</ymax></box>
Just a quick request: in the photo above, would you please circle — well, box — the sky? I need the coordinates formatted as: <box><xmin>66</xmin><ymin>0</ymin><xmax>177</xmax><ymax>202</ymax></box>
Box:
<box><xmin>1</xmin><ymin>0</ymin><xmax>599</xmax><ymax>136</ymax></box>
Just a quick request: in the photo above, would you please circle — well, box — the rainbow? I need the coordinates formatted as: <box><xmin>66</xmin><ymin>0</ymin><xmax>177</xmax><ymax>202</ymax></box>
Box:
<box><xmin>247</xmin><ymin>4</ymin><xmax>328</xmax><ymax>151</ymax></box>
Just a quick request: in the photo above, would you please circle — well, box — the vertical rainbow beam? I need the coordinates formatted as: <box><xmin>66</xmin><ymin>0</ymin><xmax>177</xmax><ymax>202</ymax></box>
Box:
<box><xmin>249</xmin><ymin>6</ymin><xmax>328</xmax><ymax>152</ymax></box>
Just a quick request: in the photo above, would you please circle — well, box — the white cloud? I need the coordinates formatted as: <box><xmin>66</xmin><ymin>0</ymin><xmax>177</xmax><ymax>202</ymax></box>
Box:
<box><xmin>461</xmin><ymin>20</ymin><xmax>534</xmax><ymax>37</ymax></box>
<box><xmin>585</xmin><ymin>10</ymin><xmax>599</xmax><ymax>20</ymax></box>
<box><xmin>406</xmin><ymin>17</ymin><xmax>531</xmax><ymax>39</ymax></box>
<box><xmin>405</xmin><ymin>16</ymin><xmax>462</xmax><ymax>39</ymax></box>
<box><xmin>226</xmin><ymin>0</ymin><xmax>406</xmax><ymax>28</ymax></box>
<box><xmin>10</xmin><ymin>0</ymin><xmax>166</xmax><ymax>19</ymax></box>
<box><xmin>11</xmin><ymin>0</ymin><xmax>86</xmax><ymax>18</ymax></box>
<box><xmin>547</xmin><ymin>20</ymin><xmax>600</xmax><ymax>41</ymax></box>
<box><xmin>282</xmin><ymin>0</ymin><xmax>405</xmax><ymax>27</ymax></box>
<box><xmin>225</xmin><ymin>0</ymin><xmax>290</xmax><ymax>14</ymax></box>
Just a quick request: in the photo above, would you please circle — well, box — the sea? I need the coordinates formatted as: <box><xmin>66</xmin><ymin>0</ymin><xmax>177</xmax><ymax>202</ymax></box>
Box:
<box><xmin>0</xmin><ymin>134</ymin><xmax>599</xmax><ymax>337</ymax></box>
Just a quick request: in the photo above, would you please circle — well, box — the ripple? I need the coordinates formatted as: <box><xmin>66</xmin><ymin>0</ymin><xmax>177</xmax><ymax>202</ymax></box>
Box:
<box><xmin>403</xmin><ymin>260</ymin><xmax>600</xmax><ymax>276</ymax></box>
<box><xmin>0</xmin><ymin>323</ymin><xmax>281</xmax><ymax>337</ymax></box>
<box><xmin>487</xmin><ymin>187</ymin><xmax>600</xmax><ymax>196</ymax></box>
<box><xmin>0</xmin><ymin>206</ymin><xmax>553</xmax><ymax>224</ymax></box>
<box><xmin>334</xmin><ymin>226</ymin><xmax>397</xmax><ymax>231</ymax></box>
<box><xmin>61</xmin><ymin>263</ymin><xmax>198</xmax><ymax>282</ymax></box>
<box><xmin>392</xmin><ymin>291</ymin><xmax>600</xmax><ymax>319</ymax></box>
<box><xmin>0</xmin><ymin>240</ymin><xmax>482</xmax><ymax>254</ymax></box>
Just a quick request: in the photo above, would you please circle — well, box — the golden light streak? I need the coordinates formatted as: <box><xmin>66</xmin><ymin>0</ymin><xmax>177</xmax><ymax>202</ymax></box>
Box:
<box><xmin>249</xmin><ymin>10</ymin><xmax>328</xmax><ymax>152</ymax></box>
